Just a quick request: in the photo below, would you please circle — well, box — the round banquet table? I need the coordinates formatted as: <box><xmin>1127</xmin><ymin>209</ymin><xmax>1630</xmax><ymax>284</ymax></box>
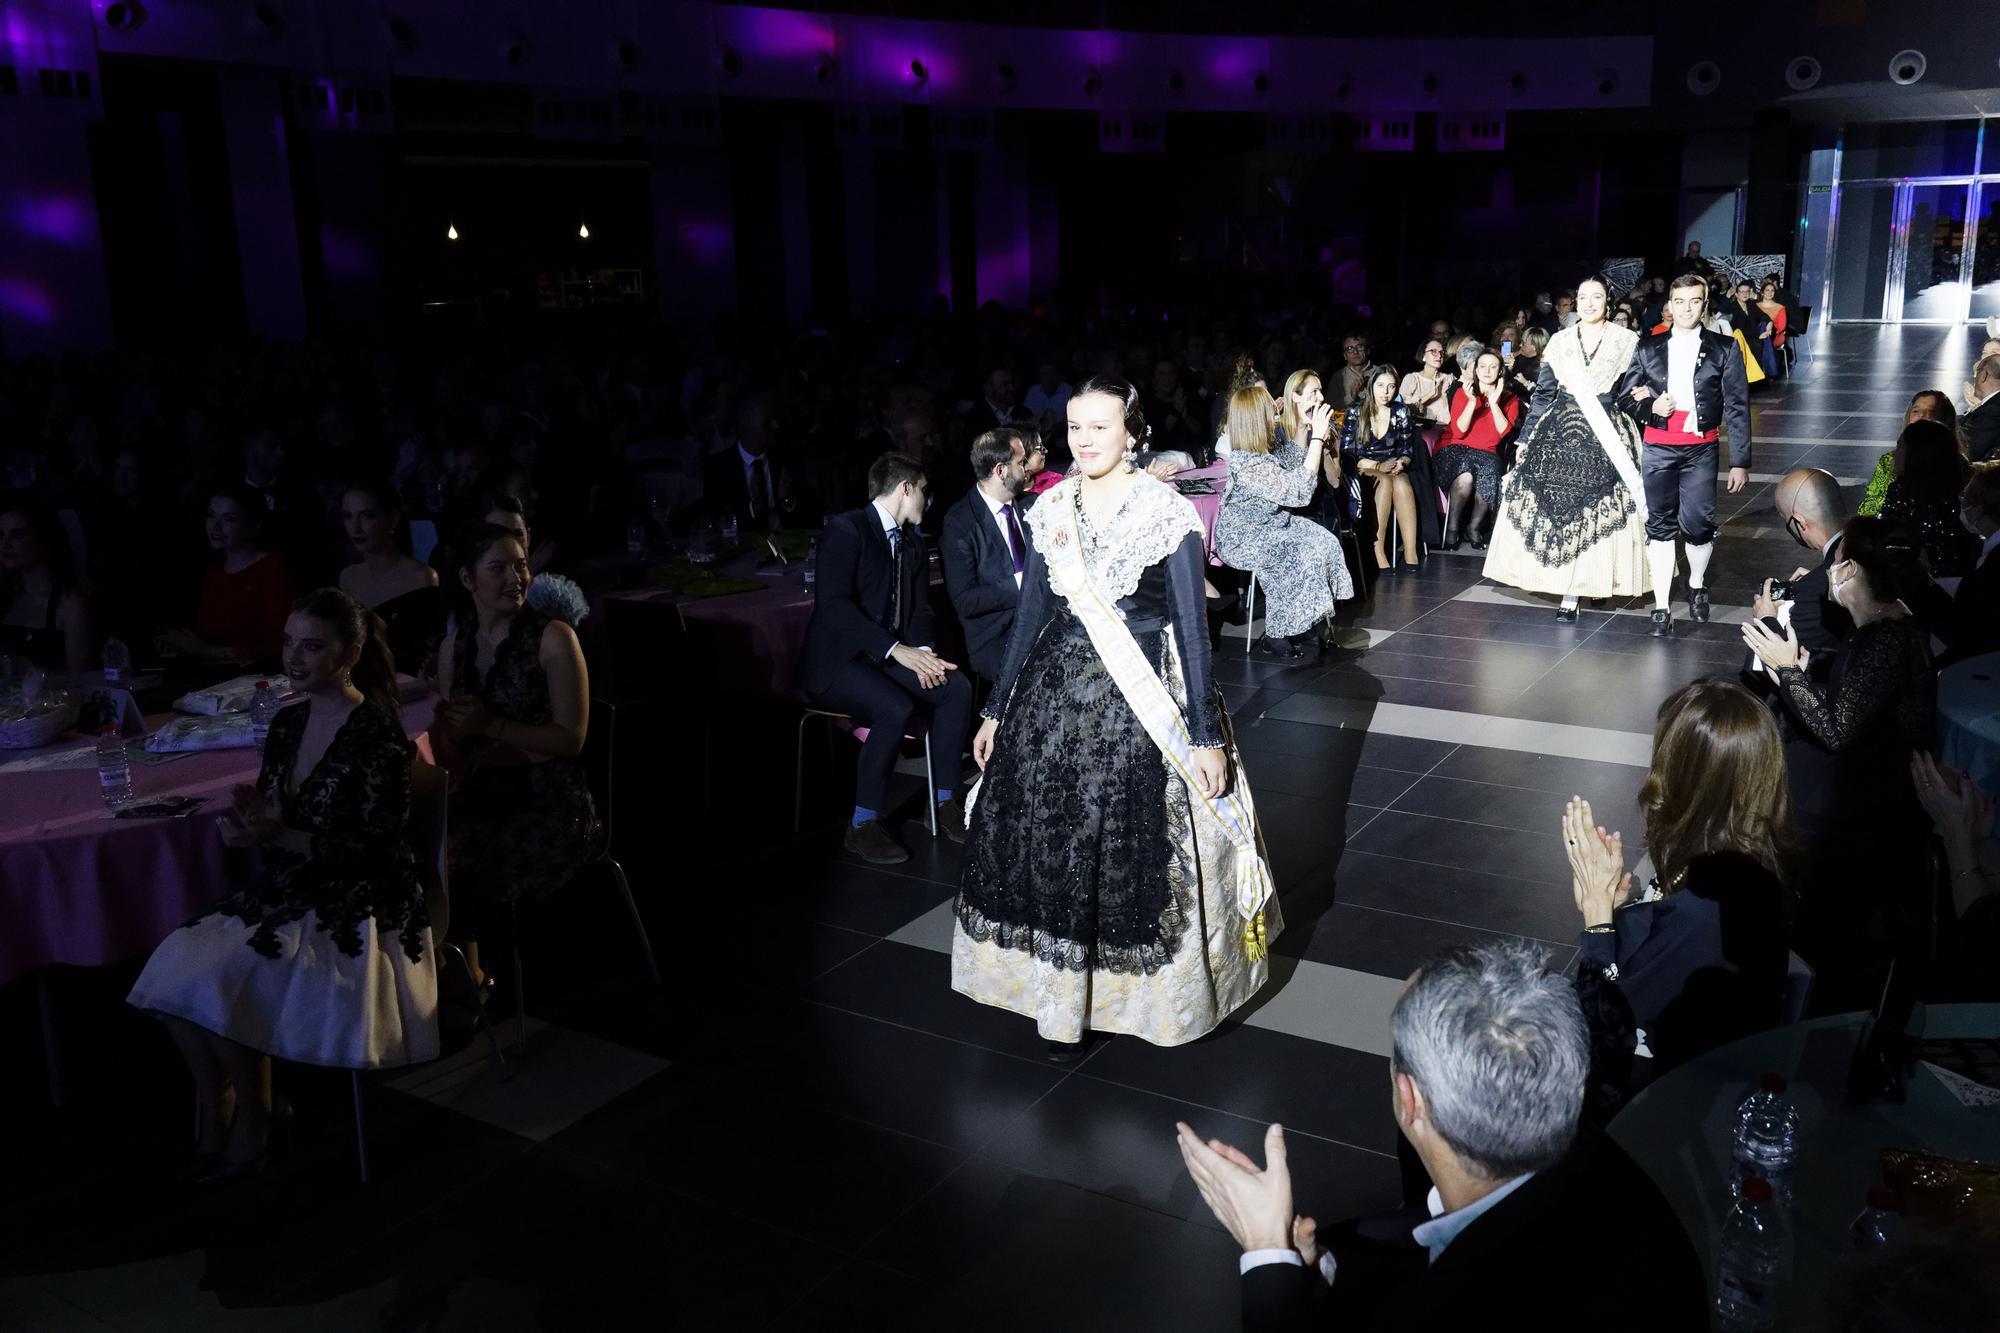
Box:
<box><xmin>1173</xmin><ymin>461</ymin><xmax>1228</xmax><ymax>561</ymax></box>
<box><xmin>0</xmin><ymin>698</ymin><xmax>435</xmax><ymax>987</ymax></box>
<box><xmin>1937</xmin><ymin>652</ymin><xmax>2000</xmax><ymax>799</ymax></box>
<box><xmin>602</xmin><ymin>555</ymin><xmax>816</xmax><ymax>699</ymax></box>
<box><xmin>1608</xmin><ymin>1003</ymin><xmax>2000</xmax><ymax>1330</ymax></box>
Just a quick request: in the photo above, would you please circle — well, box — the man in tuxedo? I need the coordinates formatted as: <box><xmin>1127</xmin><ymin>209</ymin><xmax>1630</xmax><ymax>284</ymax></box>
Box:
<box><xmin>699</xmin><ymin>393</ymin><xmax>784</xmax><ymax>530</ymax></box>
<box><xmin>941</xmin><ymin>429</ymin><xmax>1035</xmax><ymax>686</ymax></box>
<box><xmin>1617</xmin><ymin>273</ymin><xmax>1752</xmax><ymax>637</ymax></box>
<box><xmin>800</xmin><ymin>453</ymin><xmax>974</xmax><ymax>865</ymax></box>
<box><xmin>1919</xmin><ymin>464</ymin><xmax>2000</xmax><ymax>666</ymax></box>
<box><xmin>962</xmin><ymin>367</ymin><xmax>1026</xmax><ymax>442</ymax></box>
<box><xmin>1962</xmin><ymin>355</ymin><xmax>2000</xmax><ymax>463</ymax></box>
<box><xmin>1178</xmin><ymin>941</ymin><xmax>1703</xmax><ymax>1332</ymax></box>
<box><xmin>1754</xmin><ymin>467</ymin><xmax>1854</xmax><ymax>676</ymax></box>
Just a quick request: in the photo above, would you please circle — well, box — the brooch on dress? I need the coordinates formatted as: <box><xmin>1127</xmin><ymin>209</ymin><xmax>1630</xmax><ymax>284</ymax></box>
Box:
<box><xmin>1052</xmin><ymin>529</ymin><xmax>1071</xmax><ymax>549</ymax></box>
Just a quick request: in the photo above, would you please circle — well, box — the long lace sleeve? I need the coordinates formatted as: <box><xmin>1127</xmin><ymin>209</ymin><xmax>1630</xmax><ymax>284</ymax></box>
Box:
<box><xmin>981</xmin><ymin>547</ymin><xmax>1053</xmax><ymax>724</ymax></box>
<box><xmin>1774</xmin><ymin>621</ymin><xmax>1910</xmax><ymax>752</ymax></box>
<box><xmin>1231</xmin><ymin>451</ymin><xmax>1317</xmax><ymax>508</ymax></box>
<box><xmin>1165</xmin><ymin>531</ymin><xmax>1224</xmax><ymax>748</ymax></box>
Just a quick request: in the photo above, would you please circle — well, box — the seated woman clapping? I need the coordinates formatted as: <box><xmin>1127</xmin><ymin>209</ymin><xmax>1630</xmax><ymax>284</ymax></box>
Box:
<box><xmin>1340</xmin><ymin>365</ymin><xmax>1442</xmax><ymax>571</ymax></box>
<box><xmin>128</xmin><ymin>588</ymin><xmax>438</xmax><ymax>1180</ymax></box>
<box><xmin>1563</xmin><ymin>679</ymin><xmax>1793</xmax><ymax>1116</ymax></box>
<box><xmin>1434</xmin><ymin>351</ymin><xmax>1520</xmax><ymax>551</ymax></box>
<box><xmin>1213</xmin><ymin>387</ymin><xmax>1355</xmax><ymax>660</ymax></box>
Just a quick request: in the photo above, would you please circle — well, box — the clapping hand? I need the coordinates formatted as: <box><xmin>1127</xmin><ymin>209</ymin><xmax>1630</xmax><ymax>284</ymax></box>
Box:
<box><xmin>1911</xmin><ymin>752</ymin><xmax>1995</xmax><ymax>844</ymax></box>
<box><xmin>1176</xmin><ymin>1121</ymin><xmax>1295</xmax><ymax>1254</ymax></box>
<box><xmin>1562</xmin><ymin>796</ymin><xmax>1630</xmax><ymax>928</ymax></box>
<box><xmin>1741</xmin><ymin>619</ymin><xmax>1806</xmax><ymax>672</ymax></box>
<box><xmin>217</xmin><ymin>783</ymin><xmax>283</xmax><ymax>848</ymax></box>
<box><xmin>436</xmin><ymin>694</ymin><xmax>495</xmax><ymax>742</ymax></box>
<box><xmin>1308</xmin><ymin>403</ymin><xmax>1334</xmax><ymax>443</ymax></box>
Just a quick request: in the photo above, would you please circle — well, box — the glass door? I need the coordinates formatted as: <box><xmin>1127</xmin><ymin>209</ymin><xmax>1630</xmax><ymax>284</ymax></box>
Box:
<box><xmin>1830</xmin><ymin>183</ymin><xmax>1896</xmax><ymax>321</ymax></box>
<box><xmin>1970</xmin><ymin>181</ymin><xmax>2000</xmax><ymax>323</ymax></box>
<box><xmin>1899</xmin><ymin>183</ymin><xmax>1970</xmax><ymax>322</ymax></box>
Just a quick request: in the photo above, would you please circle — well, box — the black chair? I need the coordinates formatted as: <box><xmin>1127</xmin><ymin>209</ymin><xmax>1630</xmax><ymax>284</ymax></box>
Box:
<box><xmin>506</xmin><ymin>696</ymin><xmax>661</xmax><ymax>1053</ymax></box>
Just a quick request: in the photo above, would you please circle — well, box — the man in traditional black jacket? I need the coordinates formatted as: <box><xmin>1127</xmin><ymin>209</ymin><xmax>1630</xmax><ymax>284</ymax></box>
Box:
<box><xmin>1617</xmin><ymin>273</ymin><xmax>1753</xmax><ymax>637</ymax></box>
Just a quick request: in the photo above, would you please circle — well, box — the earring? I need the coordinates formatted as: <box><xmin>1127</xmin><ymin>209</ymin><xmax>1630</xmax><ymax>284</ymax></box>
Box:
<box><xmin>1123</xmin><ymin>443</ymin><xmax>1138</xmax><ymax>470</ymax></box>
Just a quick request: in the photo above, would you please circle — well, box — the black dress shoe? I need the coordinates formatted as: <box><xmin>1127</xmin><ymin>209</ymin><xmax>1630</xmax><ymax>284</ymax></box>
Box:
<box><xmin>1441</xmin><ymin>533</ymin><xmax>1462</xmax><ymax>552</ymax></box>
<box><xmin>934</xmin><ymin>797</ymin><xmax>967</xmax><ymax>844</ymax></box>
<box><xmin>843</xmin><ymin>819</ymin><xmax>910</xmax><ymax>864</ymax></box>
<box><xmin>1254</xmin><ymin>634</ymin><xmax>1302</xmax><ymax>659</ymax></box>
<box><xmin>1649</xmin><ymin>609</ymin><xmax>1674</xmax><ymax>638</ymax></box>
<box><xmin>1555</xmin><ymin>604</ymin><xmax>1578</xmax><ymax>624</ymax></box>
<box><xmin>1468</xmin><ymin>533</ymin><xmax>1488</xmax><ymax>550</ymax></box>
<box><xmin>1689</xmin><ymin>587</ymin><xmax>1711</xmax><ymax>623</ymax></box>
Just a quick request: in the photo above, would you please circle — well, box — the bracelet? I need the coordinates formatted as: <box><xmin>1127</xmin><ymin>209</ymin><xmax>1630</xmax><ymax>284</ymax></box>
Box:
<box><xmin>1584</xmin><ymin>924</ymin><xmax>1615</xmax><ymax>935</ymax></box>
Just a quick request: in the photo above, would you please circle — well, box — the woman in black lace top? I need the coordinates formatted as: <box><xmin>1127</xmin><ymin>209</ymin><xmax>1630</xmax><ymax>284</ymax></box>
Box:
<box><xmin>1743</xmin><ymin>517</ymin><xmax>1937</xmax><ymax>999</ymax></box>
<box><xmin>129</xmin><ymin>589</ymin><xmax>437</xmax><ymax>1179</ymax></box>
<box><xmin>434</xmin><ymin>526</ymin><xmax>596</xmax><ymax>993</ymax></box>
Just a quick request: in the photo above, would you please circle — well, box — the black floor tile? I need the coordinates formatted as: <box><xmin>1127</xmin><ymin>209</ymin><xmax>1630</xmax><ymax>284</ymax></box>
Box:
<box><xmin>1292</xmin><ymin>901</ymin><xmax>1578</xmax><ymax>979</ymax></box>
<box><xmin>1428</xmin><ymin>744</ymin><xmax>1647</xmax><ymax>810</ymax></box>
<box><xmin>809</xmin><ymin>939</ymin><xmax>1055</xmax><ymax>1064</ymax></box>
<box><xmin>1078</xmin><ymin>1022</ymin><xmax>1397</xmax><ymax>1154</ymax></box>
<box><xmin>1347</xmin><ymin>808</ymin><xmax>1571</xmax><ymax>886</ymax></box>
<box><xmin>1389</xmin><ymin>772</ymin><xmax>1594</xmax><ymax>840</ymax></box>
<box><xmin>1332</xmin><ymin>847</ymin><xmax>1580</xmax><ymax>942</ymax></box>
<box><xmin>793</xmin><ymin>859</ymin><xmax>960</xmax><ymax>934</ymax></box>
<box><xmin>1236</xmin><ymin>718</ymin><xmax>1454</xmax><ymax>775</ymax></box>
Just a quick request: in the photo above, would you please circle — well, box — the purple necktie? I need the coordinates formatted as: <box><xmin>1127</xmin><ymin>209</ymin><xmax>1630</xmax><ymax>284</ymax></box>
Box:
<box><xmin>1002</xmin><ymin>502</ymin><xmax>1025</xmax><ymax>574</ymax></box>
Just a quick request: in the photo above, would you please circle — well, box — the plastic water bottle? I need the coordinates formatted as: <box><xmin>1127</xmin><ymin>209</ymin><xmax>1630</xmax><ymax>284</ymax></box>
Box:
<box><xmin>1850</xmin><ymin>1187</ymin><xmax>1902</xmax><ymax>1249</ymax></box>
<box><xmin>97</xmin><ymin>723</ymin><xmax>134</xmax><ymax>811</ymax></box>
<box><xmin>1714</xmin><ymin>1176</ymin><xmax>1786</xmax><ymax>1331</ymax></box>
<box><xmin>625</xmin><ymin>521</ymin><xmax>646</xmax><ymax>558</ymax></box>
<box><xmin>803</xmin><ymin>537</ymin><xmax>818</xmax><ymax>588</ymax></box>
<box><xmin>1731</xmin><ymin>1073</ymin><xmax>1801</xmax><ymax>1202</ymax></box>
<box><xmin>250</xmin><ymin>680</ymin><xmax>279</xmax><ymax>752</ymax></box>
<box><xmin>101</xmin><ymin>637</ymin><xmax>131</xmax><ymax>683</ymax></box>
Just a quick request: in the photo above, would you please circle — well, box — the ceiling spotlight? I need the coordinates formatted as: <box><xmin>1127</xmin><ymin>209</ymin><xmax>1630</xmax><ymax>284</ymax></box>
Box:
<box><xmin>1082</xmin><ymin>70</ymin><xmax>1101</xmax><ymax>96</ymax></box>
<box><xmin>1784</xmin><ymin>56</ymin><xmax>1821</xmax><ymax>91</ymax></box>
<box><xmin>1596</xmin><ymin>70</ymin><xmax>1618</xmax><ymax>96</ymax></box>
<box><xmin>615</xmin><ymin>37</ymin><xmax>637</xmax><ymax>69</ymax></box>
<box><xmin>446</xmin><ymin>222</ymin><xmax>459</xmax><ymax>242</ymax></box>
<box><xmin>1509</xmin><ymin>71</ymin><xmax>1527</xmax><ymax>92</ymax></box>
<box><xmin>1167</xmin><ymin>70</ymin><xmax>1185</xmax><ymax>94</ymax></box>
<box><xmin>578</xmin><ymin>221</ymin><xmax>590</xmax><ymax>240</ymax></box>
<box><xmin>910</xmin><ymin>58</ymin><xmax>927</xmax><ymax>83</ymax></box>
<box><xmin>1887</xmin><ymin>49</ymin><xmax>1926</xmax><ymax>86</ymax></box>
<box><xmin>1334</xmin><ymin>75</ymin><xmax>1352</xmax><ymax>99</ymax></box>
<box><xmin>252</xmin><ymin>2</ymin><xmax>283</xmax><ymax>34</ymax></box>
<box><xmin>502</xmin><ymin>29</ymin><xmax>528</xmax><ymax>68</ymax></box>
<box><xmin>1253</xmin><ymin>72</ymin><xmax>1270</xmax><ymax>94</ymax></box>
<box><xmin>996</xmin><ymin>61</ymin><xmax>1016</xmax><ymax>89</ymax></box>
<box><xmin>1686</xmin><ymin>61</ymin><xmax>1721</xmax><ymax>95</ymax></box>
<box><xmin>1421</xmin><ymin>73</ymin><xmax>1439</xmax><ymax>95</ymax></box>
<box><xmin>386</xmin><ymin>15</ymin><xmax>413</xmax><ymax>49</ymax></box>
<box><xmin>815</xmin><ymin>56</ymin><xmax>836</xmax><ymax>84</ymax></box>
<box><xmin>719</xmin><ymin>47</ymin><xmax>742</xmax><ymax>77</ymax></box>
<box><xmin>105</xmin><ymin>2</ymin><xmax>148</xmax><ymax>31</ymax></box>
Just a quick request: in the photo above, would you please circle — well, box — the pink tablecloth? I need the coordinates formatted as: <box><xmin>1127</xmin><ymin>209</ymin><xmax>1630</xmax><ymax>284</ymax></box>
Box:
<box><xmin>604</xmin><ymin>566</ymin><xmax>814</xmax><ymax>699</ymax></box>
<box><xmin>0</xmin><ymin>699</ymin><xmax>435</xmax><ymax>985</ymax></box>
<box><xmin>1175</xmin><ymin>461</ymin><xmax>1229</xmax><ymax>561</ymax></box>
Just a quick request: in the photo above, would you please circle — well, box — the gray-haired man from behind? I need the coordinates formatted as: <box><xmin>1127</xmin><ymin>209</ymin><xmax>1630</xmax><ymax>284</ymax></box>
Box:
<box><xmin>1178</xmin><ymin>941</ymin><xmax>1703</xmax><ymax>1331</ymax></box>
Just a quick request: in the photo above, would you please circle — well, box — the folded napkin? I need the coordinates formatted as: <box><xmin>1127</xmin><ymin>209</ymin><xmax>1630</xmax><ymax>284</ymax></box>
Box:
<box><xmin>173</xmin><ymin>674</ymin><xmax>285</xmax><ymax>717</ymax></box>
<box><xmin>145</xmin><ymin>713</ymin><xmax>257</xmax><ymax>753</ymax></box>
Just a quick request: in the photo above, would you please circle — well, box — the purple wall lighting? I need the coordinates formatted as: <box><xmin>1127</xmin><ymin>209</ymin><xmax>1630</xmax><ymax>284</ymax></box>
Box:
<box><xmin>0</xmin><ymin>275</ymin><xmax>56</xmax><ymax>324</ymax></box>
<box><xmin>12</xmin><ymin>191</ymin><xmax>92</xmax><ymax>246</ymax></box>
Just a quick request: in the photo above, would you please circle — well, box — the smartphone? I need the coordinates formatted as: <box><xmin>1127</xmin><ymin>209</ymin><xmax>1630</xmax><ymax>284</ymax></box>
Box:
<box><xmin>1501</xmin><ymin>339</ymin><xmax>1514</xmax><ymax>358</ymax></box>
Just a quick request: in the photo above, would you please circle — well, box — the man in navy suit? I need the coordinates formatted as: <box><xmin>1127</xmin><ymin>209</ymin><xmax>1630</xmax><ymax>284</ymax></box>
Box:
<box><xmin>1617</xmin><ymin>273</ymin><xmax>1752</xmax><ymax>637</ymax></box>
<box><xmin>800</xmin><ymin>453</ymin><xmax>973</xmax><ymax>865</ymax></box>
<box><xmin>941</xmin><ymin>427</ymin><xmax>1037</xmax><ymax>686</ymax></box>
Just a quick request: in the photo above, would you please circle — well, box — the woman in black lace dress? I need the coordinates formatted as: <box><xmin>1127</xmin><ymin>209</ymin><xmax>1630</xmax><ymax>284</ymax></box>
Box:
<box><xmin>130</xmin><ymin>588</ymin><xmax>437</xmax><ymax>1178</ymax></box>
<box><xmin>434</xmin><ymin>526</ymin><xmax>595</xmax><ymax>991</ymax></box>
<box><xmin>953</xmin><ymin>378</ymin><xmax>1278</xmax><ymax>1055</ymax></box>
<box><xmin>1743</xmin><ymin>516</ymin><xmax>1937</xmax><ymax>1002</ymax></box>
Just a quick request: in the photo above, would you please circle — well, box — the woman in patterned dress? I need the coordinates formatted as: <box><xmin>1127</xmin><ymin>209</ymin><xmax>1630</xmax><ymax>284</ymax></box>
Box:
<box><xmin>953</xmin><ymin>377</ymin><xmax>1280</xmax><ymax>1058</ymax></box>
<box><xmin>1213</xmin><ymin>385</ymin><xmax>1354</xmax><ymax>659</ymax></box>
<box><xmin>1482</xmin><ymin>275</ymin><xmax>1652</xmax><ymax>621</ymax></box>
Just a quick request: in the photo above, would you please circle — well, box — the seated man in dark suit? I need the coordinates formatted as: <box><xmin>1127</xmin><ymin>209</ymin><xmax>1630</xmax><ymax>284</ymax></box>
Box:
<box><xmin>699</xmin><ymin>393</ymin><xmax>786</xmax><ymax>530</ymax></box>
<box><xmin>941</xmin><ymin>427</ymin><xmax>1036</xmax><ymax>686</ymax></box>
<box><xmin>800</xmin><ymin>453</ymin><xmax>974</xmax><ymax>865</ymax></box>
<box><xmin>1922</xmin><ymin>462</ymin><xmax>2000</xmax><ymax>666</ymax></box>
<box><xmin>1178</xmin><ymin>940</ymin><xmax>1703</xmax><ymax>1332</ymax></box>
<box><xmin>1751</xmin><ymin>467</ymin><xmax>1855</xmax><ymax>680</ymax></box>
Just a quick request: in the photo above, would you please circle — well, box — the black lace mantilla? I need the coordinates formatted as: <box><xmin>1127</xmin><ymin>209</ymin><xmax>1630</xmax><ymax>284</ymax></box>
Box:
<box><xmin>1500</xmin><ymin>389</ymin><xmax>1640</xmax><ymax>568</ymax></box>
<box><xmin>957</xmin><ymin>612</ymin><xmax>1198</xmax><ymax>975</ymax></box>
<box><xmin>202</xmin><ymin>701</ymin><xmax>428</xmax><ymax>963</ymax></box>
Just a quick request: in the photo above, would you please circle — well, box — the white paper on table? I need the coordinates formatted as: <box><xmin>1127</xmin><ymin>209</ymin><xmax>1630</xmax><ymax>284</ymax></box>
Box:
<box><xmin>1923</xmin><ymin>1060</ymin><xmax>2000</xmax><ymax>1109</ymax></box>
<box><xmin>0</xmin><ymin>740</ymin><xmax>102</xmax><ymax>774</ymax></box>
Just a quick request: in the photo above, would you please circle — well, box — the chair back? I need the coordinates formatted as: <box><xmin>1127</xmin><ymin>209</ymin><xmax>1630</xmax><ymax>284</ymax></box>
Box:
<box><xmin>1794</xmin><ymin>306</ymin><xmax>1813</xmax><ymax>339</ymax></box>
<box><xmin>409</xmin><ymin>757</ymin><xmax>449</xmax><ymax>936</ymax></box>
<box><xmin>1783</xmin><ymin>950</ymin><xmax>1815</xmax><ymax>1026</ymax></box>
<box><xmin>581</xmin><ymin>695</ymin><xmax>616</xmax><ymax>857</ymax></box>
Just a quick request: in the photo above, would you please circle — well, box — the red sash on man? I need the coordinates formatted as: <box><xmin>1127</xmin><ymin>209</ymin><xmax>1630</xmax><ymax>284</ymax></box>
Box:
<box><xmin>1643</xmin><ymin>410</ymin><xmax>1717</xmax><ymax>446</ymax></box>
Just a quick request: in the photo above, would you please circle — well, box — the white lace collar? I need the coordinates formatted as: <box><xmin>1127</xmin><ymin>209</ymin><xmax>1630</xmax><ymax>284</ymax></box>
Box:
<box><xmin>1024</xmin><ymin>472</ymin><xmax>1204</xmax><ymax>603</ymax></box>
